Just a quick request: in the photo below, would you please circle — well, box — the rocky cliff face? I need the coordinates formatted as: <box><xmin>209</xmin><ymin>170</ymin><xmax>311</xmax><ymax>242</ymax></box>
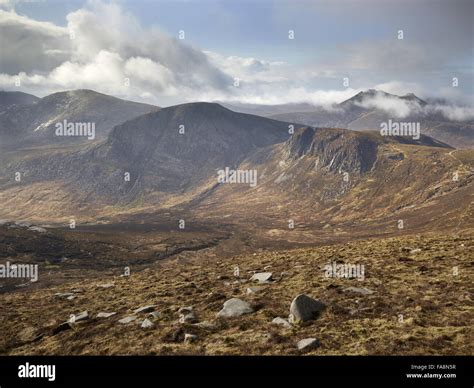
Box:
<box><xmin>284</xmin><ymin>127</ymin><xmax>379</xmax><ymax>174</ymax></box>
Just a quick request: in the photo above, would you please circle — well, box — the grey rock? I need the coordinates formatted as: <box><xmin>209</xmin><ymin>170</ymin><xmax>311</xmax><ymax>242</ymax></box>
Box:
<box><xmin>343</xmin><ymin>287</ymin><xmax>374</xmax><ymax>295</ymax></box>
<box><xmin>141</xmin><ymin>318</ymin><xmax>154</xmax><ymax>328</ymax></box>
<box><xmin>54</xmin><ymin>292</ymin><xmax>75</xmax><ymax>299</ymax></box>
<box><xmin>246</xmin><ymin>286</ymin><xmax>263</xmax><ymax>294</ymax></box>
<box><xmin>272</xmin><ymin>317</ymin><xmax>292</xmax><ymax>329</ymax></box>
<box><xmin>179</xmin><ymin>311</ymin><xmax>198</xmax><ymax>323</ymax></box>
<box><xmin>297</xmin><ymin>338</ymin><xmax>321</xmax><ymax>351</ymax></box>
<box><xmin>97</xmin><ymin>312</ymin><xmax>116</xmax><ymax>318</ymax></box>
<box><xmin>118</xmin><ymin>316</ymin><xmax>137</xmax><ymax>324</ymax></box>
<box><xmin>15</xmin><ymin>221</ymin><xmax>31</xmax><ymax>228</ymax></box>
<box><xmin>289</xmin><ymin>294</ymin><xmax>326</xmax><ymax>322</ymax></box>
<box><xmin>68</xmin><ymin>311</ymin><xmax>89</xmax><ymax>323</ymax></box>
<box><xmin>148</xmin><ymin>311</ymin><xmax>160</xmax><ymax>319</ymax></box>
<box><xmin>134</xmin><ymin>305</ymin><xmax>157</xmax><ymax>314</ymax></box>
<box><xmin>250</xmin><ymin>272</ymin><xmax>273</xmax><ymax>283</ymax></box>
<box><xmin>217</xmin><ymin>298</ymin><xmax>254</xmax><ymax>318</ymax></box>
<box><xmin>28</xmin><ymin>226</ymin><xmax>47</xmax><ymax>233</ymax></box>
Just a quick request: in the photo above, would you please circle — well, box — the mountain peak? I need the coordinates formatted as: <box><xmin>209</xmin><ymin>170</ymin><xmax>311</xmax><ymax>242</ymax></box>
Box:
<box><xmin>341</xmin><ymin>89</ymin><xmax>393</xmax><ymax>106</ymax></box>
<box><xmin>400</xmin><ymin>93</ymin><xmax>427</xmax><ymax>105</ymax></box>
<box><xmin>341</xmin><ymin>89</ymin><xmax>427</xmax><ymax>107</ymax></box>
<box><xmin>165</xmin><ymin>101</ymin><xmax>232</xmax><ymax>115</ymax></box>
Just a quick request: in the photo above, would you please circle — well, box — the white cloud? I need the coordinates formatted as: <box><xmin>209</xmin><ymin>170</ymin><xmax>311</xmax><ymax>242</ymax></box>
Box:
<box><xmin>354</xmin><ymin>92</ymin><xmax>420</xmax><ymax>118</ymax></box>
<box><xmin>428</xmin><ymin>104</ymin><xmax>474</xmax><ymax>121</ymax></box>
<box><xmin>0</xmin><ymin>9</ymin><xmax>71</xmax><ymax>74</ymax></box>
<box><xmin>374</xmin><ymin>81</ymin><xmax>425</xmax><ymax>97</ymax></box>
<box><xmin>0</xmin><ymin>1</ymin><xmax>230</xmax><ymax>102</ymax></box>
<box><xmin>0</xmin><ymin>0</ymin><xmax>472</xmax><ymax>117</ymax></box>
<box><xmin>205</xmin><ymin>51</ymin><xmax>290</xmax><ymax>84</ymax></box>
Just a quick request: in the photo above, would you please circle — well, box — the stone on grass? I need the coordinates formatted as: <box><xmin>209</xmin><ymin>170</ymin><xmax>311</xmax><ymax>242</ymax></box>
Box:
<box><xmin>54</xmin><ymin>292</ymin><xmax>75</xmax><ymax>299</ymax></box>
<box><xmin>250</xmin><ymin>272</ymin><xmax>273</xmax><ymax>283</ymax></box>
<box><xmin>28</xmin><ymin>226</ymin><xmax>47</xmax><ymax>233</ymax></box>
<box><xmin>134</xmin><ymin>305</ymin><xmax>157</xmax><ymax>314</ymax></box>
<box><xmin>118</xmin><ymin>316</ymin><xmax>137</xmax><ymax>324</ymax></box>
<box><xmin>68</xmin><ymin>311</ymin><xmax>88</xmax><ymax>323</ymax></box>
<box><xmin>289</xmin><ymin>294</ymin><xmax>325</xmax><ymax>323</ymax></box>
<box><xmin>272</xmin><ymin>317</ymin><xmax>292</xmax><ymax>329</ymax></box>
<box><xmin>178</xmin><ymin>307</ymin><xmax>198</xmax><ymax>323</ymax></box>
<box><xmin>217</xmin><ymin>298</ymin><xmax>254</xmax><ymax>318</ymax></box>
<box><xmin>297</xmin><ymin>338</ymin><xmax>320</xmax><ymax>351</ymax></box>
<box><xmin>97</xmin><ymin>312</ymin><xmax>116</xmax><ymax>318</ymax></box>
<box><xmin>246</xmin><ymin>286</ymin><xmax>263</xmax><ymax>294</ymax></box>
<box><xmin>343</xmin><ymin>287</ymin><xmax>374</xmax><ymax>295</ymax></box>
<box><xmin>141</xmin><ymin>318</ymin><xmax>154</xmax><ymax>329</ymax></box>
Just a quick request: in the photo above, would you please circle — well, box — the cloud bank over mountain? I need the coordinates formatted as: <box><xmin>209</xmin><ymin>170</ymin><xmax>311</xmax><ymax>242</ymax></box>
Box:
<box><xmin>0</xmin><ymin>0</ymin><xmax>472</xmax><ymax>115</ymax></box>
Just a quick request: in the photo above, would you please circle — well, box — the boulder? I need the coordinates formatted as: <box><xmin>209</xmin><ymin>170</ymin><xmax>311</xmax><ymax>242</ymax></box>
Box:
<box><xmin>297</xmin><ymin>338</ymin><xmax>320</xmax><ymax>351</ymax></box>
<box><xmin>289</xmin><ymin>294</ymin><xmax>325</xmax><ymax>322</ymax></box>
<box><xmin>217</xmin><ymin>298</ymin><xmax>254</xmax><ymax>318</ymax></box>
<box><xmin>250</xmin><ymin>272</ymin><xmax>273</xmax><ymax>283</ymax></box>
<box><xmin>272</xmin><ymin>317</ymin><xmax>292</xmax><ymax>329</ymax></box>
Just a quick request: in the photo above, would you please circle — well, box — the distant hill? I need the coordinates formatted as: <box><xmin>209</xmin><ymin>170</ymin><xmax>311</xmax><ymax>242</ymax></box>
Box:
<box><xmin>270</xmin><ymin>90</ymin><xmax>474</xmax><ymax>148</ymax></box>
<box><xmin>0</xmin><ymin>89</ymin><xmax>159</xmax><ymax>148</ymax></box>
<box><xmin>0</xmin><ymin>91</ymin><xmax>39</xmax><ymax>111</ymax></box>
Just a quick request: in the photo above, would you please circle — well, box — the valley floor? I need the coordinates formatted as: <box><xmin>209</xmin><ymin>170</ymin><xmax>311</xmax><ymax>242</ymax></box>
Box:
<box><xmin>1</xmin><ymin>231</ymin><xmax>472</xmax><ymax>355</ymax></box>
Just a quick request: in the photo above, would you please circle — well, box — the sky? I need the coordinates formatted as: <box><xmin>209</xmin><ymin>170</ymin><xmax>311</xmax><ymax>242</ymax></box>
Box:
<box><xmin>0</xmin><ymin>0</ymin><xmax>473</xmax><ymax>109</ymax></box>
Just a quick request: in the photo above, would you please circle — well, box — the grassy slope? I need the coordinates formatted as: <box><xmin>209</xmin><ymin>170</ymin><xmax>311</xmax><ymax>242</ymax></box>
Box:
<box><xmin>1</xmin><ymin>231</ymin><xmax>472</xmax><ymax>355</ymax></box>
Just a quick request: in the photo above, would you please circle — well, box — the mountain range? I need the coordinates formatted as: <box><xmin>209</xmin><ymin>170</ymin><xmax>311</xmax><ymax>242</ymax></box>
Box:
<box><xmin>0</xmin><ymin>88</ymin><xmax>472</xmax><ymax>240</ymax></box>
<box><xmin>268</xmin><ymin>90</ymin><xmax>474</xmax><ymax>149</ymax></box>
